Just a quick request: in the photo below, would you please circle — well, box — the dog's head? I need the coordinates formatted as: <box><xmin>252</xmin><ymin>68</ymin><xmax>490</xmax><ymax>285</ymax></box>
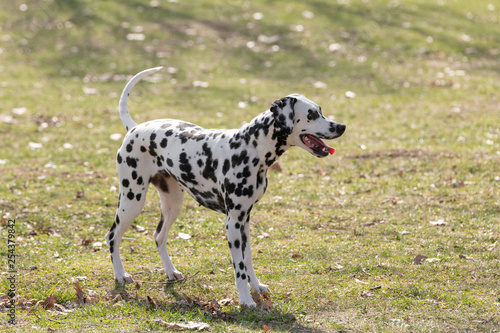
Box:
<box><xmin>271</xmin><ymin>94</ymin><xmax>346</xmax><ymax>158</ymax></box>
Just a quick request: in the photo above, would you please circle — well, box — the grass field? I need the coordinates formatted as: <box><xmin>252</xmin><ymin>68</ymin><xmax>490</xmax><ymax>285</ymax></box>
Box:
<box><xmin>1</xmin><ymin>0</ymin><xmax>499</xmax><ymax>332</ymax></box>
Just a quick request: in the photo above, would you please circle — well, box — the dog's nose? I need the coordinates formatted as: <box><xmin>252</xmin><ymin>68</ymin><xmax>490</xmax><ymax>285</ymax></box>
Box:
<box><xmin>336</xmin><ymin>124</ymin><xmax>346</xmax><ymax>134</ymax></box>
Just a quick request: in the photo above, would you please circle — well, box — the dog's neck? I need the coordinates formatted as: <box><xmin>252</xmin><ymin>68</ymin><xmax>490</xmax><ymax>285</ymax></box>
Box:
<box><xmin>237</xmin><ymin>111</ymin><xmax>292</xmax><ymax>167</ymax></box>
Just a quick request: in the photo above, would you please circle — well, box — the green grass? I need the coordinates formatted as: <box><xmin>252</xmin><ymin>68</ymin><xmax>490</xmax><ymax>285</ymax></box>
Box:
<box><xmin>1</xmin><ymin>0</ymin><xmax>499</xmax><ymax>331</ymax></box>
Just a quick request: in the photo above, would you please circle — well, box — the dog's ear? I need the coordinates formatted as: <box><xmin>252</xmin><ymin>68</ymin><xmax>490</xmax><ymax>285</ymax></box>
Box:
<box><xmin>270</xmin><ymin>96</ymin><xmax>297</xmax><ymax>135</ymax></box>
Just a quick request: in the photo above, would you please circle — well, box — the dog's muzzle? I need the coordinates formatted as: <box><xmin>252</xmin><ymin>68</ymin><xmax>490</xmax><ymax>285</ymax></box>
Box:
<box><xmin>300</xmin><ymin>123</ymin><xmax>346</xmax><ymax>157</ymax></box>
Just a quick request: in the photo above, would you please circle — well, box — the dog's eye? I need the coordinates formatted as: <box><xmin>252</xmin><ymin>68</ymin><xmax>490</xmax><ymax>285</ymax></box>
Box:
<box><xmin>307</xmin><ymin>110</ymin><xmax>318</xmax><ymax>121</ymax></box>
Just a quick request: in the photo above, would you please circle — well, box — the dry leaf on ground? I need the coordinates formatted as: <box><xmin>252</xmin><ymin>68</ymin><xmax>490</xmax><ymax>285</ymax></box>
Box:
<box><xmin>154</xmin><ymin>319</ymin><xmax>210</xmax><ymax>330</ymax></box>
<box><xmin>413</xmin><ymin>254</ymin><xmax>428</xmax><ymax>265</ymax></box>
<box><xmin>430</xmin><ymin>219</ymin><xmax>447</xmax><ymax>226</ymax></box>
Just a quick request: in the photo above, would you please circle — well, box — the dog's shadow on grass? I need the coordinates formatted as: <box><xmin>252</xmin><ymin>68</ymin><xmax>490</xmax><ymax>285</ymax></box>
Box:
<box><xmin>162</xmin><ymin>284</ymin><xmax>328</xmax><ymax>333</ymax></box>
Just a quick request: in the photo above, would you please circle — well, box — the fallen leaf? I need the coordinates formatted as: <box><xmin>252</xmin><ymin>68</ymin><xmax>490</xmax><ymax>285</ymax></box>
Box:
<box><xmin>459</xmin><ymin>254</ymin><xmax>473</xmax><ymax>260</ymax></box>
<box><xmin>426</xmin><ymin>257</ymin><xmax>441</xmax><ymax>263</ymax></box>
<box><xmin>178</xmin><ymin>232</ymin><xmax>192</xmax><ymax>240</ymax></box>
<box><xmin>85</xmin><ymin>289</ymin><xmax>99</xmax><ymax>303</ymax></box>
<box><xmin>354</xmin><ymin>278</ymin><xmax>368</xmax><ymax>285</ymax></box>
<box><xmin>83</xmin><ymin>87</ymin><xmax>98</xmax><ymax>95</ymax></box>
<box><xmin>0</xmin><ymin>114</ymin><xmax>17</xmax><ymax>124</ymax></box>
<box><xmin>361</xmin><ymin>291</ymin><xmax>375</xmax><ymax>297</ymax></box>
<box><xmin>155</xmin><ymin>320</ymin><xmax>210</xmax><ymax>330</ymax></box>
<box><xmin>36</xmin><ymin>295</ymin><xmax>57</xmax><ymax>310</ymax></box>
<box><xmin>28</xmin><ymin>142</ymin><xmax>43</xmax><ymax>150</ymax></box>
<box><xmin>345</xmin><ymin>91</ymin><xmax>356</xmax><ymax>98</ymax></box>
<box><xmin>126</xmin><ymin>33</ymin><xmax>145</xmax><ymax>41</ymax></box>
<box><xmin>81</xmin><ymin>238</ymin><xmax>93</xmax><ymax>246</ymax></box>
<box><xmin>257</xmin><ymin>232</ymin><xmax>270</xmax><ymax>239</ymax></box>
<box><xmin>218</xmin><ymin>298</ymin><xmax>233</xmax><ymax>306</ymax></box>
<box><xmin>430</xmin><ymin>219</ymin><xmax>447</xmax><ymax>226</ymax></box>
<box><xmin>76</xmin><ymin>190</ymin><xmax>85</xmax><ymax>198</ymax></box>
<box><xmin>263</xmin><ymin>324</ymin><xmax>272</xmax><ymax>331</ymax></box>
<box><xmin>413</xmin><ymin>254</ymin><xmax>428</xmax><ymax>265</ymax></box>
<box><xmin>110</xmin><ymin>133</ymin><xmax>123</xmax><ymax>141</ymax></box>
<box><xmin>74</xmin><ymin>282</ymin><xmax>85</xmax><ymax>304</ymax></box>
<box><xmin>250</xmin><ymin>291</ymin><xmax>273</xmax><ymax>310</ymax></box>
<box><xmin>291</xmin><ymin>253</ymin><xmax>301</xmax><ymax>259</ymax></box>
<box><xmin>192</xmin><ymin>80</ymin><xmax>209</xmax><ymax>88</ymax></box>
<box><xmin>431</xmin><ymin>79</ymin><xmax>453</xmax><ymax>87</ymax></box>
<box><xmin>147</xmin><ymin>295</ymin><xmax>158</xmax><ymax>309</ymax></box>
<box><xmin>133</xmin><ymin>224</ymin><xmax>146</xmax><ymax>232</ymax></box>
<box><xmin>12</xmin><ymin>107</ymin><xmax>27</xmax><ymax>115</ymax></box>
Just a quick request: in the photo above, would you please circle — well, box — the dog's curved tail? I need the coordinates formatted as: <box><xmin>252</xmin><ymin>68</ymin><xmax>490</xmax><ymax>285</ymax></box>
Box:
<box><xmin>119</xmin><ymin>67</ymin><xmax>163</xmax><ymax>131</ymax></box>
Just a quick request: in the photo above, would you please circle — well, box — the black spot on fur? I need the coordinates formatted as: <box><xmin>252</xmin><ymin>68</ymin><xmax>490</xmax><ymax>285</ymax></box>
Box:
<box><xmin>160</xmin><ymin>138</ymin><xmax>168</xmax><ymax>148</ymax></box>
<box><xmin>122</xmin><ymin>179</ymin><xmax>130</xmax><ymax>188</ymax></box>
<box><xmin>136</xmin><ymin>193</ymin><xmax>142</xmax><ymax>201</ymax></box>
<box><xmin>156</xmin><ymin>214</ymin><xmax>164</xmax><ymax>235</ymax></box>
<box><xmin>231</xmin><ymin>150</ymin><xmax>249</xmax><ymax>168</ymax></box>
<box><xmin>234</xmin><ymin>239</ymin><xmax>240</xmax><ymax>249</ymax></box>
<box><xmin>222</xmin><ymin>159</ymin><xmax>230</xmax><ymax>176</ymax></box>
<box><xmin>140</xmin><ymin>146</ymin><xmax>147</xmax><ymax>153</ymax></box>
<box><xmin>179</xmin><ymin>152</ymin><xmax>198</xmax><ymax>185</ymax></box>
<box><xmin>238</xmin><ymin>211</ymin><xmax>245</xmax><ymax>222</ymax></box>
<box><xmin>126</xmin><ymin>157</ymin><xmax>137</xmax><ymax>168</ymax></box>
<box><xmin>137</xmin><ymin>176</ymin><xmax>143</xmax><ymax>185</ymax></box>
<box><xmin>149</xmin><ymin>140</ymin><xmax>157</xmax><ymax>157</ymax></box>
<box><xmin>127</xmin><ymin>190</ymin><xmax>134</xmax><ymax>200</ymax></box>
<box><xmin>201</xmin><ymin>143</ymin><xmax>217</xmax><ymax>183</ymax></box>
<box><xmin>126</xmin><ymin>143</ymin><xmax>133</xmax><ymax>153</ymax></box>
<box><xmin>117</xmin><ymin>153</ymin><xmax>122</xmax><ymax>164</ymax></box>
<box><xmin>131</xmin><ymin>171</ymin><xmax>138</xmax><ymax>180</ymax></box>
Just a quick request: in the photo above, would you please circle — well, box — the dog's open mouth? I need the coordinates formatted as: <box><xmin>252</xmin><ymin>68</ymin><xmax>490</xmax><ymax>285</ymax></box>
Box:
<box><xmin>300</xmin><ymin>134</ymin><xmax>335</xmax><ymax>157</ymax></box>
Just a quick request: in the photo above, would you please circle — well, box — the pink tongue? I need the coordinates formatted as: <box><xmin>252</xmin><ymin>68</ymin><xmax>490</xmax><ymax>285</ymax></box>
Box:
<box><xmin>304</xmin><ymin>135</ymin><xmax>335</xmax><ymax>155</ymax></box>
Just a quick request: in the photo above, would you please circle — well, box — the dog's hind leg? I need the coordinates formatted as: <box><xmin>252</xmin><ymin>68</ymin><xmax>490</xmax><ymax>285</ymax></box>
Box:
<box><xmin>151</xmin><ymin>172</ymin><xmax>185</xmax><ymax>281</ymax></box>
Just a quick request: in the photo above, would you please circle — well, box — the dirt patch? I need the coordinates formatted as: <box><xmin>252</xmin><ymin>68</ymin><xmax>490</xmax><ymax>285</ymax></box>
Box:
<box><xmin>348</xmin><ymin>149</ymin><xmax>454</xmax><ymax>160</ymax></box>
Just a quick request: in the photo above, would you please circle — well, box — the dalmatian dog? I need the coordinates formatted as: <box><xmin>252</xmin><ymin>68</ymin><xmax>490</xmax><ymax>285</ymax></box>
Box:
<box><xmin>106</xmin><ymin>67</ymin><xmax>346</xmax><ymax>307</ymax></box>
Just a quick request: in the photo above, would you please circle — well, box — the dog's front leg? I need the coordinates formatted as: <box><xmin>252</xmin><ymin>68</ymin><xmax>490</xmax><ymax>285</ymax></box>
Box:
<box><xmin>225</xmin><ymin>211</ymin><xmax>256</xmax><ymax>307</ymax></box>
<box><xmin>241</xmin><ymin>220</ymin><xmax>270</xmax><ymax>296</ymax></box>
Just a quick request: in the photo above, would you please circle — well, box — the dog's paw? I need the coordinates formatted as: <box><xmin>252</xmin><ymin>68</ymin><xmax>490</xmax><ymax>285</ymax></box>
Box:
<box><xmin>251</xmin><ymin>283</ymin><xmax>270</xmax><ymax>295</ymax></box>
<box><xmin>115</xmin><ymin>273</ymin><xmax>134</xmax><ymax>285</ymax></box>
<box><xmin>167</xmin><ymin>270</ymin><xmax>184</xmax><ymax>281</ymax></box>
<box><xmin>239</xmin><ymin>299</ymin><xmax>257</xmax><ymax>308</ymax></box>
